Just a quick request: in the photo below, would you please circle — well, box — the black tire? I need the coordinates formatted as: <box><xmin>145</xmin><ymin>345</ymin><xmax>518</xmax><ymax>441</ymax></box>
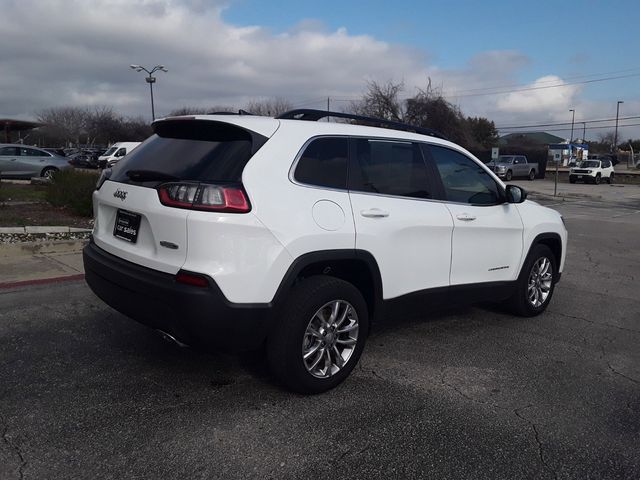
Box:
<box><xmin>607</xmin><ymin>173</ymin><xmax>614</xmax><ymax>184</ymax></box>
<box><xmin>594</xmin><ymin>174</ymin><xmax>601</xmax><ymax>185</ymax></box>
<box><xmin>569</xmin><ymin>176</ymin><xmax>576</xmax><ymax>184</ymax></box>
<box><xmin>505</xmin><ymin>170</ymin><xmax>513</xmax><ymax>181</ymax></box>
<box><xmin>507</xmin><ymin>244</ymin><xmax>557</xmax><ymax>317</ymax></box>
<box><xmin>41</xmin><ymin>167</ymin><xmax>57</xmax><ymax>179</ymax></box>
<box><xmin>267</xmin><ymin>276</ymin><xmax>369</xmax><ymax>394</ymax></box>
<box><xmin>528</xmin><ymin>169</ymin><xmax>536</xmax><ymax>181</ymax></box>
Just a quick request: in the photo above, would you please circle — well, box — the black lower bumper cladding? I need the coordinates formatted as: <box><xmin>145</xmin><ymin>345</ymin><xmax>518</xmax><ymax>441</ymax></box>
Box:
<box><xmin>83</xmin><ymin>241</ymin><xmax>272</xmax><ymax>352</ymax></box>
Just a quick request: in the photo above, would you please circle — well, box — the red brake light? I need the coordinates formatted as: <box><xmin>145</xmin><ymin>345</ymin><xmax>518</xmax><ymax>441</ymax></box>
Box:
<box><xmin>157</xmin><ymin>182</ymin><xmax>250</xmax><ymax>213</ymax></box>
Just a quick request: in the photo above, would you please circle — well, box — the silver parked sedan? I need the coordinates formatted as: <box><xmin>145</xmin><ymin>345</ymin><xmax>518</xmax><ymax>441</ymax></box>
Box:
<box><xmin>0</xmin><ymin>144</ymin><xmax>73</xmax><ymax>179</ymax></box>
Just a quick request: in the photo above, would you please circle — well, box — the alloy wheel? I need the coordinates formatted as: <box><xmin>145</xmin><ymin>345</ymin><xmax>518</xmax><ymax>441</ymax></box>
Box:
<box><xmin>302</xmin><ymin>300</ymin><xmax>359</xmax><ymax>379</ymax></box>
<box><xmin>527</xmin><ymin>257</ymin><xmax>553</xmax><ymax>308</ymax></box>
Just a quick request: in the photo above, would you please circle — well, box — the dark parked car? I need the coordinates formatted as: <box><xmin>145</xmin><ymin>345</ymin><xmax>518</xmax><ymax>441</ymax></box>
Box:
<box><xmin>44</xmin><ymin>148</ymin><xmax>67</xmax><ymax>157</ymax></box>
<box><xmin>67</xmin><ymin>152</ymin><xmax>99</xmax><ymax>168</ymax></box>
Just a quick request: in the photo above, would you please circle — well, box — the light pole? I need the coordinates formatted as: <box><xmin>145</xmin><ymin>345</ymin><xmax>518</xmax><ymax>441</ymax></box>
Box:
<box><xmin>613</xmin><ymin>100</ymin><xmax>623</xmax><ymax>153</ymax></box>
<box><xmin>569</xmin><ymin>109</ymin><xmax>575</xmax><ymax>144</ymax></box>
<box><xmin>130</xmin><ymin>64</ymin><xmax>168</xmax><ymax>121</ymax></box>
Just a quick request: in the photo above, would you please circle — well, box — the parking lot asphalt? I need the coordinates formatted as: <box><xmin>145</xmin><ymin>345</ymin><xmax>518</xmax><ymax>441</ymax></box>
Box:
<box><xmin>1</xmin><ymin>186</ymin><xmax>639</xmax><ymax>479</ymax></box>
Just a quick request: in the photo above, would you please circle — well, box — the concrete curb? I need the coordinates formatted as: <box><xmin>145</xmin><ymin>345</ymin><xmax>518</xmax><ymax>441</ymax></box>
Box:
<box><xmin>0</xmin><ymin>226</ymin><xmax>92</xmax><ymax>234</ymax></box>
<box><xmin>527</xmin><ymin>190</ymin><xmax>603</xmax><ymax>201</ymax></box>
<box><xmin>0</xmin><ymin>239</ymin><xmax>88</xmax><ymax>257</ymax></box>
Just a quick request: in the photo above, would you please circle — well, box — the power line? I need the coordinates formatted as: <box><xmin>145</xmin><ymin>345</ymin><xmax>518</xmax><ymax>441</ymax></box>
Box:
<box><xmin>503</xmin><ymin>122</ymin><xmax>640</xmax><ymax>134</ymax></box>
<box><xmin>448</xmin><ymin>72</ymin><xmax>640</xmax><ymax>99</ymax></box>
<box><xmin>444</xmin><ymin>67</ymin><xmax>640</xmax><ymax>95</ymax></box>
<box><xmin>497</xmin><ymin>114</ymin><xmax>640</xmax><ymax>130</ymax></box>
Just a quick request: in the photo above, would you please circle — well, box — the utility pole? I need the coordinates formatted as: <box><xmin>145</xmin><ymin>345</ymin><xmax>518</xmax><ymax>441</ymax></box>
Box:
<box><xmin>582</xmin><ymin>122</ymin><xmax>586</xmax><ymax>143</ymax></box>
<box><xmin>614</xmin><ymin>100</ymin><xmax>623</xmax><ymax>153</ymax></box>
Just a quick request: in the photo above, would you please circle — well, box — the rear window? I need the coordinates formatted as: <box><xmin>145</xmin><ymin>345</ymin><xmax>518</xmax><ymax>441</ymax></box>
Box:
<box><xmin>110</xmin><ymin>120</ymin><xmax>266</xmax><ymax>185</ymax></box>
<box><xmin>349</xmin><ymin>138</ymin><xmax>432</xmax><ymax>199</ymax></box>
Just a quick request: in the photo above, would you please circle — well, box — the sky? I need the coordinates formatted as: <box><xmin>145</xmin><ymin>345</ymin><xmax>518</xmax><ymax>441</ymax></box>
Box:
<box><xmin>1</xmin><ymin>0</ymin><xmax>640</xmax><ymax>140</ymax></box>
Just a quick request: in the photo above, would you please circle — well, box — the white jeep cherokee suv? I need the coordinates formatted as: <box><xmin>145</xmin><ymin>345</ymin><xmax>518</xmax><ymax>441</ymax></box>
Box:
<box><xmin>83</xmin><ymin>109</ymin><xmax>567</xmax><ymax>393</ymax></box>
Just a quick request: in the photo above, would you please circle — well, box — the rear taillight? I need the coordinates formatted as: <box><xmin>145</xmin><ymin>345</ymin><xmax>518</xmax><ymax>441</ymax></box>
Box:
<box><xmin>157</xmin><ymin>182</ymin><xmax>250</xmax><ymax>213</ymax></box>
<box><xmin>96</xmin><ymin>168</ymin><xmax>112</xmax><ymax>190</ymax></box>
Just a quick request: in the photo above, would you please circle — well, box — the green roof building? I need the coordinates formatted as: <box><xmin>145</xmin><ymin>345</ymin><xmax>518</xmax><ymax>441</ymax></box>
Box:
<box><xmin>499</xmin><ymin>132</ymin><xmax>566</xmax><ymax>146</ymax></box>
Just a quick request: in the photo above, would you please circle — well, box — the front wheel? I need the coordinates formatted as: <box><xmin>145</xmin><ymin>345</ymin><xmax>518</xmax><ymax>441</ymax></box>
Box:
<box><xmin>507</xmin><ymin>244</ymin><xmax>557</xmax><ymax>317</ymax></box>
<box><xmin>594</xmin><ymin>174</ymin><xmax>601</xmax><ymax>185</ymax></box>
<box><xmin>267</xmin><ymin>276</ymin><xmax>369</xmax><ymax>394</ymax></box>
<box><xmin>569</xmin><ymin>176</ymin><xmax>576</xmax><ymax>184</ymax></box>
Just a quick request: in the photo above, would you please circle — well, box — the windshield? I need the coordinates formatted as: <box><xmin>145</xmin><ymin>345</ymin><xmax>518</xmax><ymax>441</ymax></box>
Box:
<box><xmin>102</xmin><ymin>147</ymin><xmax>117</xmax><ymax>156</ymax></box>
<box><xmin>498</xmin><ymin>156</ymin><xmax>514</xmax><ymax>163</ymax></box>
<box><xmin>579</xmin><ymin>161</ymin><xmax>600</xmax><ymax>168</ymax></box>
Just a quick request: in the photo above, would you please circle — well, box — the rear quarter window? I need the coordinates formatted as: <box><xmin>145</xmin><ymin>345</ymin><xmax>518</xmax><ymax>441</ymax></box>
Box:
<box><xmin>293</xmin><ymin>137</ymin><xmax>348</xmax><ymax>189</ymax></box>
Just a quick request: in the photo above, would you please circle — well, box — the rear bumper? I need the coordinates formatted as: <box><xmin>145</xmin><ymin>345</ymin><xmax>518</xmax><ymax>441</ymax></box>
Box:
<box><xmin>83</xmin><ymin>241</ymin><xmax>272</xmax><ymax>352</ymax></box>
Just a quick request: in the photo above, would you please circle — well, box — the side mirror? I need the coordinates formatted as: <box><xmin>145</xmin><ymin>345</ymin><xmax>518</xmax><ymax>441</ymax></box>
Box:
<box><xmin>506</xmin><ymin>184</ymin><xmax>527</xmax><ymax>203</ymax></box>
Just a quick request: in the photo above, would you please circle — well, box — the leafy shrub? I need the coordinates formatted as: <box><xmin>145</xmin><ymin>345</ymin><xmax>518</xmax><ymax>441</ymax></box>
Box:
<box><xmin>46</xmin><ymin>169</ymin><xmax>99</xmax><ymax>217</ymax></box>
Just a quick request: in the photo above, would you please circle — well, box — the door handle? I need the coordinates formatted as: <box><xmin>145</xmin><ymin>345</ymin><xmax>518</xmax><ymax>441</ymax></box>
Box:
<box><xmin>456</xmin><ymin>213</ymin><xmax>476</xmax><ymax>222</ymax></box>
<box><xmin>361</xmin><ymin>208</ymin><xmax>389</xmax><ymax>218</ymax></box>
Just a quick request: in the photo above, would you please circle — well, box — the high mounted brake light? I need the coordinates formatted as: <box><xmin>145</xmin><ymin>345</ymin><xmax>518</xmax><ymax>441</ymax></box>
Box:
<box><xmin>157</xmin><ymin>182</ymin><xmax>250</xmax><ymax>213</ymax></box>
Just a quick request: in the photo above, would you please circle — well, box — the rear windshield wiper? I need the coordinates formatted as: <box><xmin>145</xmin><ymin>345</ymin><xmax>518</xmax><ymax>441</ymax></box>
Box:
<box><xmin>125</xmin><ymin>170</ymin><xmax>179</xmax><ymax>182</ymax></box>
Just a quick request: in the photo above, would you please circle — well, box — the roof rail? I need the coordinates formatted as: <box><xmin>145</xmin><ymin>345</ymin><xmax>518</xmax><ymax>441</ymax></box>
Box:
<box><xmin>276</xmin><ymin>109</ymin><xmax>447</xmax><ymax>140</ymax></box>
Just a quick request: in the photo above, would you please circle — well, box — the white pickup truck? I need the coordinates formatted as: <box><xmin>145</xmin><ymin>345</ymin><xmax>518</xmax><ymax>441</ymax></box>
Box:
<box><xmin>490</xmin><ymin>155</ymin><xmax>538</xmax><ymax>181</ymax></box>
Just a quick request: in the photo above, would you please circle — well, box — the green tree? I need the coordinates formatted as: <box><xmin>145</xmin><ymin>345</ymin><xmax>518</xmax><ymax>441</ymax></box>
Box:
<box><xmin>466</xmin><ymin>116</ymin><xmax>499</xmax><ymax>149</ymax></box>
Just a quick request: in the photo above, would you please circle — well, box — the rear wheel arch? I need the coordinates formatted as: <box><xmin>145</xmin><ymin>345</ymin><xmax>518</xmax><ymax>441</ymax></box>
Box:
<box><xmin>272</xmin><ymin>250</ymin><xmax>383</xmax><ymax>322</ymax></box>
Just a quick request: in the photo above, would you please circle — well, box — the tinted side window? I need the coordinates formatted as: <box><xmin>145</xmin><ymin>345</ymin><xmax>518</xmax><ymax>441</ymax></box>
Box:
<box><xmin>429</xmin><ymin>145</ymin><xmax>501</xmax><ymax>205</ymax></box>
<box><xmin>0</xmin><ymin>147</ymin><xmax>19</xmax><ymax>156</ymax></box>
<box><xmin>23</xmin><ymin>148</ymin><xmax>49</xmax><ymax>157</ymax></box>
<box><xmin>602</xmin><ymin>160</ymin><xmax>611</xmax><ymax>168</ymax></box>
<box><xmin>294</xmin><ymin>137</ymin><xmax>348</xmax><ymax>189</ymax></box>
<box><xmin>115</xmin><ymin>148</ymin><xmax>126</xmax><ymax>157</ymax></box>
<box><xmin>350</xmin><ymin>139</ymin><xmax>432</xmax><ymax>199</ymax></box>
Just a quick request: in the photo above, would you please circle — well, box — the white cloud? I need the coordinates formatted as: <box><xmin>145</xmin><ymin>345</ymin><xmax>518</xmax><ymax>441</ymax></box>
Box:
<box><xmin>0</xmin><ymin>0</ymin><xmax>635</xmax><ymax>139</ymax></box>
<box><xmin>496</xmin><ymin>75</ymin><xmax>581</xmax><ymax>116</ymax></box>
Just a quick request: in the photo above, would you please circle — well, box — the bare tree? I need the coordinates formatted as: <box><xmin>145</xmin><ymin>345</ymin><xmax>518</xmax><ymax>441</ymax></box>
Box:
<box><xmin>168</xmin><ymin>105</ymin><xmax>236</xmax><ymax>116</ymax></box>
<box><xmin>37</xmin><ymin>106</ymin><xmax>91</xmax><ymax>146</ymax></box>
<box><xmin>243</xmin><ymin>98</ymin><xmax>293</xmax><ymax>117</ymax></box>
<box><xmin>349</xmin><ymin>80</ymin><xmax>405</xmax><ymax>122</ymax></box>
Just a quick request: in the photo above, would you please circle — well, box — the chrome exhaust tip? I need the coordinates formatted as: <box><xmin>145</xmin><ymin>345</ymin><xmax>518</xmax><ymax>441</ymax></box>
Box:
<box><xmin>156</xmin><ymin>329</ymin><xmax>189</xmax><ymax>348</ymax></box>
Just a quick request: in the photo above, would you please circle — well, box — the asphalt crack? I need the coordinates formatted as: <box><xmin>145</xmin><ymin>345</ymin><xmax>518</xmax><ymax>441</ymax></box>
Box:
<box><xmin>1</xmin><ymin>416</ymin><xmax>27</xmax><ymax>480</ymax></box>
<box><xmin>554</xmin><ymin>312</ymin><xmax>640</xmax><ymax>334</ymax></box>
<box><xmin>600</xmin><ymin>341</ymin><xmax>640</xmax><ymax>386</ymax></box>
<box><xmin>607</xmin><ymin>363</ymin><xmax>640</xmax><ymax>386</ymax></box>
<box><xmin>514</xmin><ymin>406</ymin><xmax>559</xmax><ymax>480</ymax></box>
